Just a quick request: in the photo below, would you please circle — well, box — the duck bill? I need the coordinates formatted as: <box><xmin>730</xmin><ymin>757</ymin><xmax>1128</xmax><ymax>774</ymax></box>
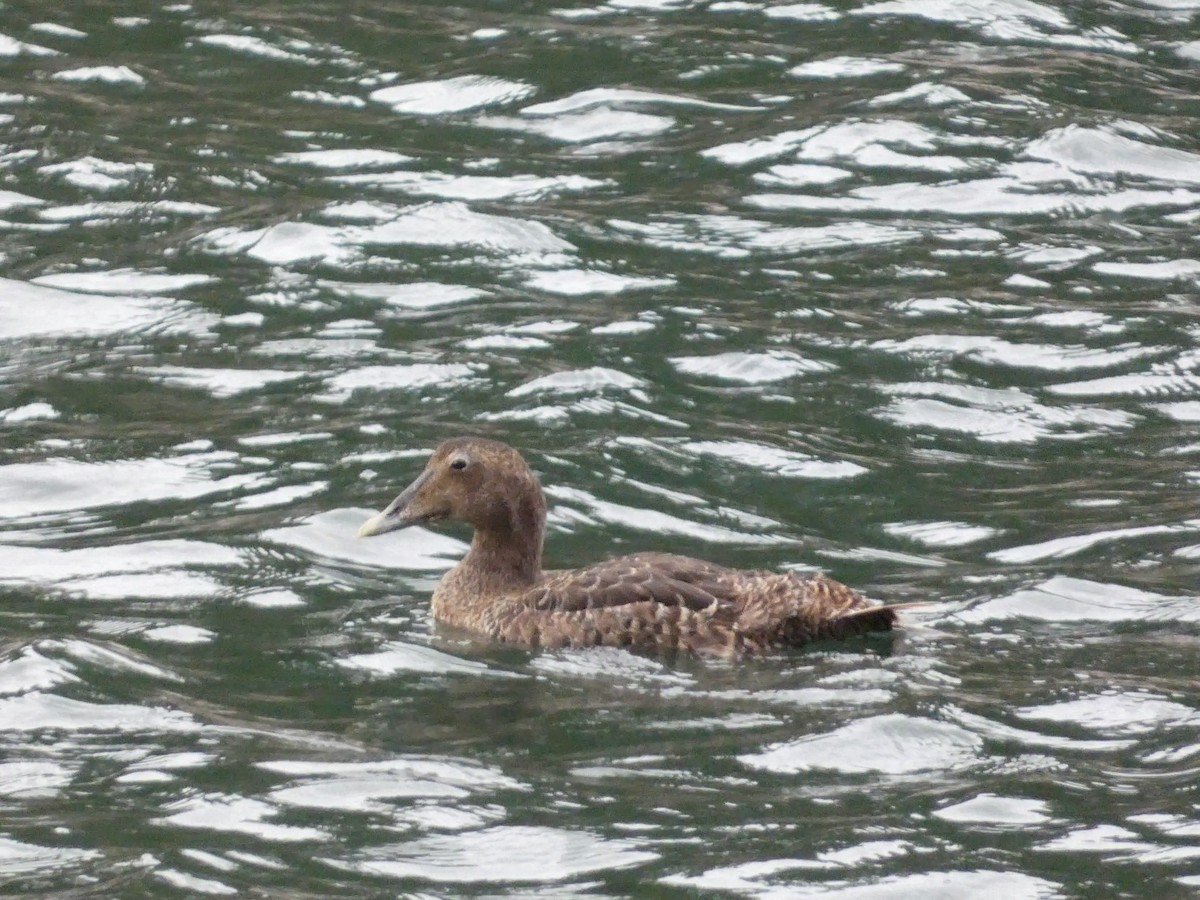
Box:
<box><xmin>357</xmin><ymin>469</ymin><xmax>433</xmax><ymax>538</ymax></box>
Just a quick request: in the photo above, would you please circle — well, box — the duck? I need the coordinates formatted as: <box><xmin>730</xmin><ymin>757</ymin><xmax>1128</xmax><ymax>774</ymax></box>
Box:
<box><xmin>357</xmin><ymin>437</ymin><xmax>904</xmax><ymax>656</ymax></box>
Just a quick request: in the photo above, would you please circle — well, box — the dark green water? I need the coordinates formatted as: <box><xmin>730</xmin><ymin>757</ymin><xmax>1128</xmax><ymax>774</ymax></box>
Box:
<box><xmin>2</xmin><ymin>1</ymin><xmax>1200</xmax><ymax>896</ymax></box>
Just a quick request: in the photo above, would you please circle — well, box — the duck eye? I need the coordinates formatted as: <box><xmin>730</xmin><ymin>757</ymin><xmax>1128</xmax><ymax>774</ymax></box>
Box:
<box><xmin>449</xmin><ymin>458</ymin><xmax>468</xmax><ymax>471</ymax></box>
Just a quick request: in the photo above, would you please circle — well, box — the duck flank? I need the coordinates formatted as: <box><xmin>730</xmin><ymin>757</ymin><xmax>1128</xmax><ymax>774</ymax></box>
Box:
<box><xmin>358</xmin><ymin>437</ymin><xmax>903</xmax><ymax>657</ymax></box>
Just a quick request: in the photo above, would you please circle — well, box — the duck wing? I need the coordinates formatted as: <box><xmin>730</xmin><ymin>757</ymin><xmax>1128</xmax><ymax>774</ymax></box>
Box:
<box><xmin>525</xmin><ymin>553</ymin><xmax>733</xmax><ymax>615</ymax></box>
<box><xmin>496</xmin><ymin>553</ymin><xmax>897</xmax><ymax>655</ymax></box>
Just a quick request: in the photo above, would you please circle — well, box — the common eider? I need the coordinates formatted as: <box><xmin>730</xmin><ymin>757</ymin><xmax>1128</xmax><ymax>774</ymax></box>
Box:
<box><xmin>358</xmin><ymin>437</ymin><xmax>904</xmax><ymax>656</ymax></box>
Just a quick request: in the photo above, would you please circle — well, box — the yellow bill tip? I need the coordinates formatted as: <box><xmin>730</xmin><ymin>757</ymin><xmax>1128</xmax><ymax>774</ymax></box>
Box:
<box><xmin>356</xmin><ymin>513</ymin><xmax>388</xmax><ymax>538</ymax></box>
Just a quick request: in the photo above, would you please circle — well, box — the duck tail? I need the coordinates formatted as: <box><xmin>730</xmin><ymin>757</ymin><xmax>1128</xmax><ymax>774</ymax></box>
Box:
<box><xmin>819</xmin><ymin>601</ymin><xmax>933</xmax><ymax>641</ymax></box>
<box><xmin>817</xmin><ymin>605</ymin><xmax>895</xmax><ymax>641</ymax></box>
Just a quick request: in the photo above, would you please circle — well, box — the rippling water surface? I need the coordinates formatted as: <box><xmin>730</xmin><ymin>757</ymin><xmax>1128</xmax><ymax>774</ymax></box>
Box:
<box><xmin>2</xmin><ymin>0</ymin><xmax>1200</xmax><ymax>896</ymax></box>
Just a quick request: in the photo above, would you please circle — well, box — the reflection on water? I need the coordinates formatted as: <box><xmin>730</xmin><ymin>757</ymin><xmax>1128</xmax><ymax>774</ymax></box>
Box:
<box><xmin>2</xmin><ymin>0</ymin><xmax>1200</xmax><ymax>895</ymax></box>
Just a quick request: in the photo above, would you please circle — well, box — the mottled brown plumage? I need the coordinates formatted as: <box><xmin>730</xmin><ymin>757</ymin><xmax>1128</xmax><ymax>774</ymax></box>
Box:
<box><xmin>358</xmin><ymin>437</ymin><xmax>900</xmax><ymax>657</ymax></box>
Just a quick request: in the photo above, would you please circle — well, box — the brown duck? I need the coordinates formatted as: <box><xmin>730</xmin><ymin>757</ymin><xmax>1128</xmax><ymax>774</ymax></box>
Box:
<box><xmin>357</xmin><ymin>437</ymin><xmax>903</xmax><ymax>656</ymax></box>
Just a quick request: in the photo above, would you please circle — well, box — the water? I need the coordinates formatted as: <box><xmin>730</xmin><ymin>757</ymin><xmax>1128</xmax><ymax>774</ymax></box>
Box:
<box><xmin>2</xmin><ymin>0</ymin><xmax>1199</xmax><ymax>895</ymax></box>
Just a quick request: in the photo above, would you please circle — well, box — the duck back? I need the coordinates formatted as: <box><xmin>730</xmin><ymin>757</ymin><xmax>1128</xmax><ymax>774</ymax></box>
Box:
<box><xmin>442</xmin><ymin>552</ymin><xmax>894</xmax><ymax>657</ymax></box>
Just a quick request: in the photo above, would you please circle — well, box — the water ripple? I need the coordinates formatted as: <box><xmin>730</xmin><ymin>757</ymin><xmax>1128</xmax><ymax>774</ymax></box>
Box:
<box><xmin>370</xmin><ymin>75</ymin><xmax>535</xmax><ymax>115</ymax></box>
<box><xmin>740</xmin><ymin>713</ymin><xmax>985</xmax><ymax>775</ymax></box>
<box><xmin>323</xmin><ymin>825</ymin><xmax>657</xmax><ymax>883</ymax></box>
<box><xmin>3</xmin><ymin>0</ymin><xmax>1199</xmax><ymax>895</ymax></box>
<box><xmin>960</xmin><ymin>576</ymin><xmax>1200</xmax><ymax>623</ymax></box>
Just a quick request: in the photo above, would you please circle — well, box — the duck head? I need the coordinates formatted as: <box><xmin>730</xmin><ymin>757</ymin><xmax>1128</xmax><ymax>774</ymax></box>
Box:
<box><xmin>357</xmin><ymin>437</ymin><xmax>547</xmax><ymax>545</ymax></box>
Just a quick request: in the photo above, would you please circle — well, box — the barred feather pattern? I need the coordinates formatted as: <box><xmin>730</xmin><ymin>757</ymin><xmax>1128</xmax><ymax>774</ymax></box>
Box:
<box><xmin>364</xmin><ymin>438</ymin><xmax>899</xmax><ymax>658</ymax></box>
<box><xmin>435</xmin><ymin>552</ymin><xmax>895</xmax><ymax>657</ymax></box>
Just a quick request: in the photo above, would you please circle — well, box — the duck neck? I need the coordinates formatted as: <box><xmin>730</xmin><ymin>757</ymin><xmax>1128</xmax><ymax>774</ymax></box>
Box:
<box><xmin>432</xmin><ymin>472</ymin><xmax>549</xmax><ymax>624</ymax></box>
<box><xmin>460</xmin><ymin>522</ymin><xmax>544</xmax><ymax>592</ymax></box>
